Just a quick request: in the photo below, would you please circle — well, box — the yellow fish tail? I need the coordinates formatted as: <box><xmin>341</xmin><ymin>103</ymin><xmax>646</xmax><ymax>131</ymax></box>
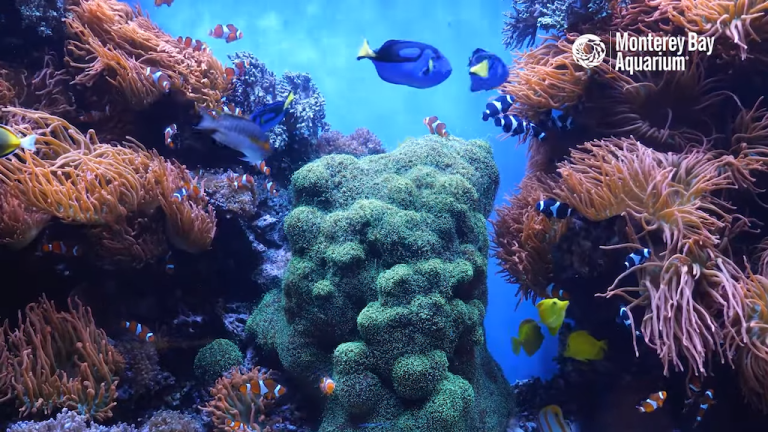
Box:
<box><xmin>547</xmin><ymin>324</ymin><xmax>560</xmax><ymax>337</ymax></box>
<box><xmin>357</xmin><ymin>39</ymin><xmax>376</xmax><ymax>60</ymax></box>
<box><xmin>469</xmin><ymin>59</ymin><xmax>490</xmax><ymax>78</ymax></box>
<box><xmin>284</xmin><ymin>91</ymin><xmax>295</xmax><ymax>109</ymax></box>
<box><xmin>512</xmin><ymin>337</ymin><xmax>522</xmax><ymax>355</ymax></box>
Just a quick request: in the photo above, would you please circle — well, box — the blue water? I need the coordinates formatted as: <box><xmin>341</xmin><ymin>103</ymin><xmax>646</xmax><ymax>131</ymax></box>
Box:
<box><xmin>136</xmin><ymin>0</ymin><xmax>558</xmax><ymax>383</ymax></box>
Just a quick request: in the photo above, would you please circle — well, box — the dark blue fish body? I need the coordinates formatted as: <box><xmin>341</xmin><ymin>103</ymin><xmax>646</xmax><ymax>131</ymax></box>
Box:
<box><xmin>249</xmin><ymin>92</ymin><xmax>295</xmax><ymax>131</ymax></box>
<box><xmin>357</xmin><ymin>39</ymin><xmax>452</xmax><ymax>89</ymax></box>
<box><xmin>536</xmin><ymin>197</ymin><xmax>573</xmax><ymax>219</ymax></box>
<box><xmin>482</xmin><ymin>95</ymin><xmax>514</xmax><ymax>121</ymax></box>
<box><xmin>494</xmin><ymin>114</ymin><xmax>545</xmax><ymax>140</ymax></box>
<box><xmin>625</xmin><ymin>248</ymin><xmax>651</xmax><ymax>270</ymax></box>
<box><xmin>468</xmin><ymin>48</ymin><xmax>509</xmax><ymax>92</ymax></box>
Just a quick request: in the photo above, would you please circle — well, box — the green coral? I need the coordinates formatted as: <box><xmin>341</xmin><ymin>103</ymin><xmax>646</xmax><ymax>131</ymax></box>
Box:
<box><xmin>193</xmin><ymin>339</ymin><xmax>243</xmax><ymax>382</ymax></box>
<box><xmin>248</xmin><ymin>135</ymin><xmax>511</xmax><ymax>431</ymax></box>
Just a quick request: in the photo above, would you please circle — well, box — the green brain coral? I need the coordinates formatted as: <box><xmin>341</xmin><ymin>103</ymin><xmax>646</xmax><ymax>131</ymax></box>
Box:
<box><xmin>248</xmin><ymin>135</ymin><xmax>511</xmax><ymax>431</ymax></box>
<box><xmin>193</xmin><ymin>338</ymin><xmax>243</xmax><ymax>382</ymax></box>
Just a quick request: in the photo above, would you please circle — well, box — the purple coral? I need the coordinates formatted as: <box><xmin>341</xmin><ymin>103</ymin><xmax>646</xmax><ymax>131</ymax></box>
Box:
<box><xmin>316</xmin><ymin>128</ymin><xmax>385</xmax><ymax>157</ymax></box>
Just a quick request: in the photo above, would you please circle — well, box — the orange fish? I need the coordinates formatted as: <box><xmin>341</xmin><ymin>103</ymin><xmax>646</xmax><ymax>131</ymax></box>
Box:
<box><xmin>224</xmin><ymin>67</ymin><xmax>236</xmax><ymax>81</ymax></box>
<box><xmin>124</xmin><ymin>321</ymin><xmax>155</xmax><ymax>342</ymax></box>
<box><xmin>320</xmin><ymin>377</ymin><xmax>335</xmax><ymax>396</ymax></box>
<box><xmin>209</xmin><ymin>24</ymin><xmax>243</xmax><ymax>43</ymax></box>
<box><xmin>239</xmin><ymin>378</ymin><xmax>287</xmax><ymax>400</ymax></box>
<box><xmin>41</xmin><ymin>241</ymin><xmax>82</xmax><ymax>257</ymax></box>
<box><xmin>255</xmin><ymin>160</ymin><xmax>271</xmax><ymax>176</ymax></box>
<box><xmin>183</xmin><ymin>180</ymin><xmax>204</xmax><ymax>198</ymax></box>
<box><xmin>226</xmin><ymin>420</ymin><xmax>250</xmax><ymax>430</ymax></box>
<box><xmin>636</xmin><ymin>391</ymin><xmax>667</xmax><ymax>413</ymax></box>
<box><xmin>192</xmin><ymin>39</ymin><xmax>207</xmax><ymax>53</ymax></box>
<box><xmin>546</xmin><ymin>284</ymin><xmax>569</xmax><ymax>301</ymax></box>
<box><xmin>222</xmin><ymin>103</ymin><xmax>243</xmax><ymax>116</ymax></box>
<box><xmin>154</xmin><ymin>0</ymin><xmax>173</xmax><ymax>6</ymax></box>
<box><xmin>264</xmin><ymin>179</ymin><xmax>278</xmax><ymax>196</ymax></box>
<box><xmin>234</xmin><ymin>60</ymin><xmax>249</xmax><ymax>76</ymax></box>
<box><xmin>423</xmin><ymin>116</ymin><xmax>449</xmax><ymax>137</ymax></box>
<box><xmin>164</xmin><ymin>124</ymin><xmax>178</xmax><ymax>149</ymax></box>
<box><xmin>228</xmin><ymin>174</ymin><xmax>254</xmax><ymax>189</ymax></box>
<box><xmin>693</xmin><ymin>389</ymin><xmax>714</xmax><ymax>428</ymax></box>
<box><xmin>178</xmin><ymin>36</ymin><xmax>193</xmax><ymax>49</ymax></box>
<box><xmin>146</xmin><ymin>67</ymin><xmax>171</xmax><ymax>92</ymax></box>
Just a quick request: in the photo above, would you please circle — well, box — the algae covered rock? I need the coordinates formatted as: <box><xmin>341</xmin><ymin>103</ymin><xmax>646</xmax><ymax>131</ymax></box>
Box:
<box><xmin>249</xmin><ymin>135</ymin><xmax>511</xmax><ymax>431</ymax></box>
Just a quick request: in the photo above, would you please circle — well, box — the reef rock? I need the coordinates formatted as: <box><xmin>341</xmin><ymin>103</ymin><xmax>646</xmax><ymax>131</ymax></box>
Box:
<box><xmin>249</xmin><ymin>135</ymin><xmax>511</xmax><ymax>431</ymax></box>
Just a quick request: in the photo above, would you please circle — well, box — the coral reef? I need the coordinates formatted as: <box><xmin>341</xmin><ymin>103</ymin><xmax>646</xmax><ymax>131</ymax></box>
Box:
<box><xmin>315</xmin><ymin>128</ymin><xmax>385</xmax><ymax>157</ymax></box>
<box><xmin>250</xmin><ymin>136</ymin><xmax>511</xmax><ymax>431</ymax></box>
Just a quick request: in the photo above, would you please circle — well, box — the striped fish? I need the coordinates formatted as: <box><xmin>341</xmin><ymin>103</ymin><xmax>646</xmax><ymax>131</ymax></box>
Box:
<box><xmin>537</xmin><ymin>405</ymin><xmax>571</xmax><ymax>432</ymax></box>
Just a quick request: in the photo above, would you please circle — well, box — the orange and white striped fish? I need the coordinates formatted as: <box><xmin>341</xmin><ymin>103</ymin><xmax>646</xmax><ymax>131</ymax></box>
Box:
<box><xmin>264</xmin><ymin>179</ymin><xmax>278</xmax><ymax>196</ymax></box>
<box><xmin>209</xmin><ymin>24</ymin><xmax>243</xmax><ymax>43</ymax></box>
<box><xmin>41</xmin><ymin>241</ymin><xmax>82</xmax><ymax>257</ymax></box>
<box><xmin>124</xmin><ymin>321</ymin><xmax>155</xmax><ymax>342</ymax></box>
<box><xmin>320</xmin><ymin>376</ymin><xmax>335</xmax><ymax>396</ymax></box>
<box><xmin>255</xmin><ymin>160</ymin><xmax>271</xmax><ymax>176</ymax></box>
<box><xmin>222</xmin><ymin>103</ymin><xmax>243</xmax><ymax>116</ymax></box>
<box><xmin>225</xmin><ymin>419</ymin><xmax>250</xmax><ymax>430</ymax></box>
<box><xmin>164</xmin><ymin>124</ymin><xmax>178</xmax><ymax>149</ymax></box>
<box><xmin>423</xmin><ymin>115</ymin><xmax>449</xmax><ymax>137</ymax></box>
<box><xmin>228</xmin><ymin>174</ymin><xmax>254</xmax><ymax>189</ymax></box>
<box><xmin>239</xmin><ymin>378</ymin><xmax>287</xmax><ymax>400</ymax></box>
<box><xmin>636</xmin><ymin>391</ymin><xmax>667</xmax><ymax>413</ymax></box>
<box><xmin>146</xmin><ymin>67</ymin><xmax>171</xmax><ymax>92</ymax></box>
<box><xmin>693</xmin><ymin>389</ymin><xmax>714</xmax><ymax>428</ymax></box>
<box><xmin>537</xmin><ymin>404</ymin><xmax>571</xmax><ymax>432</ymax></box>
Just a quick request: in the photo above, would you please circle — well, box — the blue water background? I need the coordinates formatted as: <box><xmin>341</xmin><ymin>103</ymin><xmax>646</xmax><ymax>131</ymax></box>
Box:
<box><xmin>132</xmin><ymin>0</ymin><xmax>558</xmax><ymax>382</ymax></box>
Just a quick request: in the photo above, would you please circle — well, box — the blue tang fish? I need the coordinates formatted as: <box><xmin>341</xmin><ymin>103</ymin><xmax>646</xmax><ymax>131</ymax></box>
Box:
<box><xmin>467</xmin><ymin>48</ymin><xmax>509</xmax><ymax>92</ymax></box>
<box><xmin>250</xmin><ymin>91</ymin><xmax>295</xmax><ymax>132</ymax></box>
<box><xmin>356</xmin><ymin>39</ymin><xmax>452</xmax><ymax>89</ymax></box>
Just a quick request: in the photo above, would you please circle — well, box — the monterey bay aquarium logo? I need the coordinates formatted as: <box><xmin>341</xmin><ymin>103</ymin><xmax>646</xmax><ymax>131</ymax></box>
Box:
<box><xmin>572</xmin><ymin>32</ymin><xmax>715</xmax><ymax>74</ymax></box>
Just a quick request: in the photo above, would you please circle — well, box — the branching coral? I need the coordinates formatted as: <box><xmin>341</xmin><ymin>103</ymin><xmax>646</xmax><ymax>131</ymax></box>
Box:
<box><xmin>315</xmin><ymin>128</ymin><xmax>384</xmax><ymax>157</ymax></box>
<box><xmin>64</xmin><ymin>0</ymin><xmax>229</xmax><ymax>109</ymax></box>
<box><xmin>491</xmin><ymin>174</ymin><xmax>566</xmax><ymax>303</ymax></box>
<box><xmin>200</xmin><ymin>367</ymin><xmax>283</xmax><ymax>432</ymax></box>
<box><xmin>87</xmin><ymin>214</ymin><xmax>169</xmax><ymax>268</ymax></box>
<box><xmin>4</xmin><ymin>296</ymin><xmax>123</xmax><ymax>421</ymax></box>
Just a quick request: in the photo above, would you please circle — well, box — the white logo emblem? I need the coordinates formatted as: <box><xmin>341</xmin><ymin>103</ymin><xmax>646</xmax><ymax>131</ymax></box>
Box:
<box><xmin>572</xmin><ymin>34</ymin><xmax>606</xmax><ymax>68</ymax></box>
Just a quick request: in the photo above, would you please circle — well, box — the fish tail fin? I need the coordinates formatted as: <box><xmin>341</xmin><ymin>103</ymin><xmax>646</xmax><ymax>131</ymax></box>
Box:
<box><xmin>357</xmin><ymin>39</ymin><xmax>375</xmax><ymax>60</ymax></box>
<box><xmin>284</xmin><ymin>91</ymin><xmax>295</xmax><ymax>109</ymax></box>
<box><xmin>18</xmin><ymin>134</ymin><xmax>37</xmax><ymax>151</ymax></box>
<box><xmin>469</xmin><ymin>59</ymin><xmax>490</xmax><ymax>78</ymax></box>
<box><xmin>196</xmin><ymin>111</ymin><xmax>216</xmax><ymax>129</ymax></box>
<box><xmin>511</xmin><ymin>337</ymin><xmax>522</xmax><ymax>355</ymax></box>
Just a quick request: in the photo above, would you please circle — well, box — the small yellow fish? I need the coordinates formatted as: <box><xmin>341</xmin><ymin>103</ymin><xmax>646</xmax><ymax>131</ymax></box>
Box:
<box><xmin>536</xmin><ymin>298</ymin><xmax>569</xmax><ymax>336</ymax></box>
<box><xmin>511</xmin><ymin>318</ymin><xmax>544</xmax><ymax>357</ymax></box>
<box><xmin>537</xmin><ymin>404</ymin><xmax>571</xmax><ymax>432</ymax></box>
<box><xmin>0</xmin><ymin>125</ymin><xmax>37</xmax><ymax>158</ymax></box>
<box><xmin>563</xmin><ymin>330</ymin><xmax>607</xmax><ymax>362</ymax></box>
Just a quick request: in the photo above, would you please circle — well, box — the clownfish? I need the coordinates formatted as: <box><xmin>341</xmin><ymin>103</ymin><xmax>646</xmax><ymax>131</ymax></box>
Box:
<box><xmin>176</xmin><ymin>36</ymin><xmax>207</xmax><ymax>53</ymax></box>
<box><xmin>146</xmin><ymin>67</ymin><xmax>171</xmax><ymax>92</ymax></box>
<box><xmin>617</xmin><ymin>304</ymin><xmax>642</xmax><ymax>336</ymax></box>
<box><xmin>209</xmin><ymin>24</ymin><xmax>243</xmax><ymax>43</ymax></box>
<box><xmin>545</xmin><ymin>283</ymin><xmax>569</xmax><ymax>301</ymax></box>
<box><xmin>636</xmin><ymin>391</ymin><xmax>667</xmax><ymax>413</ymax></box>
<box><xmin>234</xmin><ymin>60</ymin><xmax>249</xmax><ymax>76</ymax></box>
<box><xmin>171</xmin><ymin>187</ymin><xmax>188</xmax><ymax>202</ymax></box>
<box><xmin>256</xmin><ymin>160</ymin><xmax>271</xmax><ymax>176</ymax></box>
<box><xmin>228</xmin><ymin>174</ymin><xmax>254</xmax><ymax>189</ymax></box>
<box><xmin>183</xmin><ymin>180</ymin><xmax>204</xmax><ymax>199</ymax></box>
<box><xmin>164</xmin><ymin>124</ymin><xmax>178</xmax><ymax>149</ymax></box>
<box><xmin>625</xmin><ymin>248</ymin><xmax>651</xmax><ymax>270</ymax></box>
<box><xmin>222</xmin><ymin>103</ymin><xmax>243</xmax><ymax>116</ymax></box>
<box><xmin>482</xmin><ymin>95</ymin><xmax>514</xmax><ymax>121</ymax></box>
<box><xmin>124</xmin><ymin>321</ymin><xmax>155</xmax><ymax>342</ymax></box>
<box><xmin>320</xmin><ymin>377</ymin><xmax>335</xmax><ymax>396</ymax></box>
<box><xmin>224</xmin><ymin>67</ymin><xmax>236</xmax><ymax>81</ymax></box>
<box><xmin>264</xmin><ymin>180</ymin><xmax>278</xmax><ymax>196</ymax></box>
<box><xmin>41</xmin><ymin>241</ymin><xmax>82</xmax><ymax>257</ymax></box>
<box><xmin>164</xmin><ymin>252</ymin><xmax>175</xmax><ymax>274</ymax></box>
<box><xmin>239</xmin><ymin>378</ymin><xmax>287</xmax><ymax>400</ymax></box>
<box><xmin>154</xmin><ymin>0</ymin><xmax>172</xmax><ymax>6</ymax></box>
<box><xmin>494</xmin><ymin>113</ymin><xmax>545</xmax><ymax>140</ymax></box>
<box><xmin>693</xmin><ymin>389</ymin><xmax>714</xmax><ymax>428</ymax></box>
<box><xmin>536</xmin><ymin>198</ymin><xmax>573</xmax><ymax>219</ymax></box>
<box><xmin>423</xmin><ymin>116</ymin><xmax>449</xmax><ymax>137</ymax></box>
<box><xmin>225</xmin><ymin>420</ymin><xmax>250</xmax><ymax>430</ymax></box>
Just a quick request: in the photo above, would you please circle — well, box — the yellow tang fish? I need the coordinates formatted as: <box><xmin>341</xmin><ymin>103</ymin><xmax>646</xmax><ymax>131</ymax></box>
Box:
<box><xmin>537</xmin><ymin>404</ymin><xmax>571</xmax><ymax>432</ymax></box>
<box><xmin>564</xmin><ymin>330</ymin><xmax>607</xmax><ymax>362</ymax></box>
<box><xmin>0</xmin><ymin>125</ymin><xmax>37</xmax><ymax>158</ymax></box>
<box><xmin>536</xmin><ymin>298</ymin><xmax>569</xmax><ymax>336</ymax></box>
<box><xmin>511</xmin><ymin>318</ymin><xmax>544</xmax><ymax>357</ymax></box>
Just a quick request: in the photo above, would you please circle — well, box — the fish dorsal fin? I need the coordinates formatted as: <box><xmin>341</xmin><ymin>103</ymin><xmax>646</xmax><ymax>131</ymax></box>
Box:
<box><xmin>226</xmin><ymin>24</ymin><xmax>237</xmax><ymax>33</ymax></box>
